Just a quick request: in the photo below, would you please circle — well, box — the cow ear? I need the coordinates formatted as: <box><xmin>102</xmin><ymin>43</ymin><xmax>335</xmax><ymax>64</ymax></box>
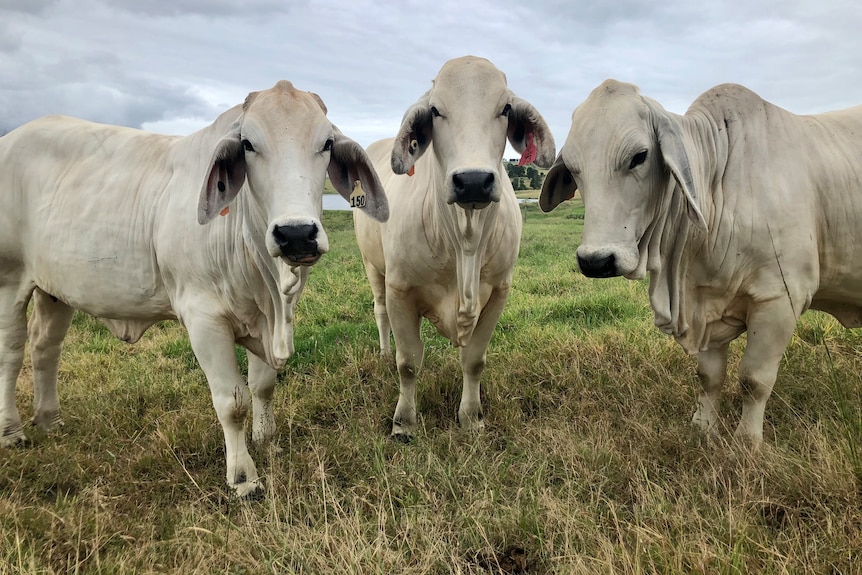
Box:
<box><xmin>329</xmin><ymin>127</ymin><xmax>389</xmax><ymax>222</ymax></box>
<box><xmin>391</xmin><ymin>90</ymin><xmax>433</xmax><ymax>175</ymax></box>
<box><xmin>507</xmin><ymin>93</ymin><xmax>556</xmax><ymax>168</ymax></box>
<box><xmin>648</xmin><ymin>99</ymin><xmax>707</xmax><ymax>232</ymax></box>
<box><xmin>539</xmin><ymin>154</ymin><xmax>577</xmax><ymax>212</ymax></box>
<box><xmin>198</xmin><ymin>124</ymin><xmax>247</xmax><ymax>225</ymax></box>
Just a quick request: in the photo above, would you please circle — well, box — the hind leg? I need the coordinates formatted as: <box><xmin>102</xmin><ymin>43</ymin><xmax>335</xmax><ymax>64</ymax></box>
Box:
<box><xmin>248</xmin><ymin>352</ymin><xmax>277</xmax><ymax>445</ymax></box>
<box><xmin>0</xmin><ymin>281</ymin><xmax>35</xmax><ymax>446</ymax></box>
<box><xmin>29</xmin><ymin>289</ymin><xmax>74</xmax><ymax>431</ymax></box>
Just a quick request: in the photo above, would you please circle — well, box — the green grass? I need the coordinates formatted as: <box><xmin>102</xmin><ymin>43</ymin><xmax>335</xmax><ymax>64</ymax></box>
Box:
<box><xmin>1</xmin><ymin>201</ymin><xmax>861</xmax><ymax>574</ymax></box>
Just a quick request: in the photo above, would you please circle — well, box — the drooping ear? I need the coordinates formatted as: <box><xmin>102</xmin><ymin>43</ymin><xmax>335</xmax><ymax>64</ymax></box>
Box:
<box><xmin>198</xmin><ymin>122</ymin><xmax>247</xmax><ymax>224</ymax></box>
<box><xmin>539</xmin><ymin>154</ymin><xmax>577</xmax><ymax>212</ymax></box>
<box><xmin>646</xmin><ymin>98</ymin><xmax>707</xmax><ymax>232</ymax></box>
<box><xmin>507</xmin><ymin>93</ymin><xmax>556</xmax><ymax>168</ymax></box>
<box><xmin>391</xmin><ymin>90</ymin><xmax>433</xmax><ymax>175</ymax></box>
<box><xmin>328</xmin><ymin>126</ymin><xmax>389</xmax><ymax>222</ymax></box>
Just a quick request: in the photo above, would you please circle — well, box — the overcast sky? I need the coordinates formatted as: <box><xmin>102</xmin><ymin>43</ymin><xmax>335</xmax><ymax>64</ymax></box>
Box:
<box><xmin>2</xmin><ymin>0</ymin><xmax>860</xmax><ymax>152</ymax></box>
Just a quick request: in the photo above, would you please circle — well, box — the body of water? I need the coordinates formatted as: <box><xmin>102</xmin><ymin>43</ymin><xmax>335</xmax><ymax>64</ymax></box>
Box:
<box><xmin>323</xmin><ymin>194</ymin><xmax>351</xmax><ymax>211</ymax></box>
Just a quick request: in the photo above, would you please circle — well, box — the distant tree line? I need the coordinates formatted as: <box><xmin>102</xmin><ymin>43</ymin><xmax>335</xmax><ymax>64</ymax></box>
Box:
<box><xmin>504</xmin><ymin>161</ymin><xmax>544</xmax><ymax>190</ymax></box>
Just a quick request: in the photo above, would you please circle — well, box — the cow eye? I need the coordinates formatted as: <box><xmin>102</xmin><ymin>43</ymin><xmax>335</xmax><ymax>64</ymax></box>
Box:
<box><xmin>430</xmin><ymin>106</ymin><xmax>442</xmax><ymax>118</ymax></box>
<box><xmin>629</xmin><ymin>150</ymin><xmax>648</xmax><ymax>169</ymax></box>
<box><xmin>242</xmin><ymin>139</ymin><xmax>255</xmax><ymax>153</ymax></box>
<box><xmin>322</xmin><ymin>138</ymin><xmax>334</xmax><ymax>152</ymax></box>
<box><xmin>501</xmin><ymin>103</ymin><xmax>512</xmax><ymax>117</ymax></box>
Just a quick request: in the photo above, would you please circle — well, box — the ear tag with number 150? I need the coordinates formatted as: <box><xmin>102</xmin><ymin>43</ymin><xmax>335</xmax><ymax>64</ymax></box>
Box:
<box><xmin>350</xmin><ymin>180</ymin><xmax>366</xmax><ymax>209</ymax></box>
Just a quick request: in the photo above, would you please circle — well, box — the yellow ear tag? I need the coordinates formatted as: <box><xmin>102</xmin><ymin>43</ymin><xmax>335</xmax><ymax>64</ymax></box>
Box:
<box><xmin>349</xmin><ymin>180</ymin><xmax>366</xmax><ymax>209</ymax></box>
<box><xmin>220</xmin><ymin>206</ymin><xmax>230</xmax><ymax>216</ymax></box>
<box><xmin>407</xmin><ymin>166</ymin><xmax>415</xmax><ymax>177</ymax></box>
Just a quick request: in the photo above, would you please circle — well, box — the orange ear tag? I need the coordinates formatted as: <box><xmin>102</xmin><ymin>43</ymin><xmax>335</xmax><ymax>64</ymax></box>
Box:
<box><xmin>407</xmin><ymin>166</ymin><xmax>415</xmax><ymax>177</ymax></box>
<box><xmin>220</xmin><ymin>206</ymin><xmax>230</xmax><ymax>216</ymax></box>
<box><xmin>518</xmin><ymin>132</ymin><xmax>537</xmax><ymax>167</ymax></box>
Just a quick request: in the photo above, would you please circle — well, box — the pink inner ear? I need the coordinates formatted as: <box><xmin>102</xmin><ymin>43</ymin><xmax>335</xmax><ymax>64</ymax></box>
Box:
<box><xmin>518</xmin><ymin>132</ymin><xmax>537</xmax><ymax>166</ymax></box>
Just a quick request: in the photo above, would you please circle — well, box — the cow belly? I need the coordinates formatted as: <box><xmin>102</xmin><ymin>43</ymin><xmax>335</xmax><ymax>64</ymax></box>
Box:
<box><xmin>31</xmin><ymin>252</ymin><xmax>171</xmax><ymax>319</ymax></box>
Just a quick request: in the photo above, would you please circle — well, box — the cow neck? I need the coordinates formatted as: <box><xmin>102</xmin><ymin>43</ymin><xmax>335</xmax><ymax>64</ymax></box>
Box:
<box><xmin>646</xmin><ymin>180</ymin><xmax>693</xmax><ymax>344</ymax></box>
<box><xmin>161</xmin><ymin>109</ymin><xmax>293</xmax><ymax>367</ymax></box>
<box><xmin>647</xmin><ymin>112</ymin><xmax>722</xmax><ymax>354</ymax></box>
<box><xmin>427</xmin><ymin>163</ymin><xmax>502</xmax><ymax>346</ymax></box>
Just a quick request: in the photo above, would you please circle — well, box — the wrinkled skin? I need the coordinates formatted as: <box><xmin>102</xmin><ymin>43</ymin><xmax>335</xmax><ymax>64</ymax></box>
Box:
<box><xmin>541</xmin><ymin>79</ymin><xmax>862</xmax><ymax>445</ymax></box>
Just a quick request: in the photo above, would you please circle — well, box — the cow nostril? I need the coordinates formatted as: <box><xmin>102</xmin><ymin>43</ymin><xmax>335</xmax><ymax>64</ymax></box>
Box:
<box><xmin>453</xmin><ymin>173</ymin><xmax>465</xmax><ymax>193</ymax></box>
<box><xmin>481</xmin><ymin>172</ymin><xmax>494</xmax><ymax>191</ymax></box>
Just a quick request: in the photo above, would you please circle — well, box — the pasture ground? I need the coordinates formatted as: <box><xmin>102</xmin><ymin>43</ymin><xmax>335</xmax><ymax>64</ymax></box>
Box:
<box><xmin>1</xmin><ymin>201</ymin><xmax>861</xmax><ymax>574</ymax></box>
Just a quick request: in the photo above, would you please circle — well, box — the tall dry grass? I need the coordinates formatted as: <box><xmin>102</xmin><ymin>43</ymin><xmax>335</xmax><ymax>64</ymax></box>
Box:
<box><xmin>1</xmin><ymin>202</ymin><xmax>860</xmax><ymax>574</ymax></box>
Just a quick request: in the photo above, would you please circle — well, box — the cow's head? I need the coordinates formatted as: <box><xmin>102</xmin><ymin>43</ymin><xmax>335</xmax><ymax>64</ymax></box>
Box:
<box><xmin>539</xmin><ymin>79</ymin><xmax>706</xmax><ymax>279</ymax></box>
<box><xmin>198</xmin><ymin>80</ymin><xmax>388</xmax><ymax>271</ymax></box>
<box><xmin>391</xmin><ymin>56</ymin><xmax>555</xmax><ymax>209</ymax></box>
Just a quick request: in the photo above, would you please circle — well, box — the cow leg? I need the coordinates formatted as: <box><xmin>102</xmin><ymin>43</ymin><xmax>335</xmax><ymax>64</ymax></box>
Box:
<box><xmin>457</xmin><ymin>288</ymin><xmax>508</xmax><ymax>432</ymax></box>
<box><xmin>388</xmin><ymin>291</ymin><xmax>424</xmax><ymax>440</ymax></box>
<box><xmin>364</xmin><ymin>263</ymin><xmax>391</xmax><ymax>356</ymax></box>
<box><xmin>0</xmin><ymin>282</ymin><xmax>34</xmax><ymax>446</ymax></box>
<box><xmin>691</xmin><ymin>343</ymin><xmax>729</xmax><ymax>435</ymax></box>
<box><xmin>186</xmin><ymin>317</ymin><xmax>259</xmax><ymax>497</ymax></box>
<box><xmin>248</xmin><ymin>352</ymin><xmax>277</xmax><ymax>445</ymax></box>
<box><xmin>29</xmin><ymin>289</ymin><xmax>74</xmax><ymax>431</ymax></box>
<box><xmin>735</xmin><ymin>302</ymin><xmax>798</xmax><ymax>446</ymax></box>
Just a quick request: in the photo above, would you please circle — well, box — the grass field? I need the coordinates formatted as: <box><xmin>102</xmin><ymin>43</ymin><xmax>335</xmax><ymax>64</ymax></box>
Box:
<box><xmin>1</xmin><ymin>200</ymin><xmax>861</xmax><ymax>574</ymax></box>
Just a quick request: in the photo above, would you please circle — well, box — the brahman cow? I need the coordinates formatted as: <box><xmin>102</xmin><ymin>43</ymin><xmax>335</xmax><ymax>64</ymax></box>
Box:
<box><xmin>354</xmin><ymin>56</ymin><xmax>555</xmax><ymax>440</ymax></box>
<box><xmin>0</xmin><ymin>80</ymin><xmax>388</xmax><ymax>496</ymax></box>
<box><xmin>540</xmin><ymin>80</ymin><xmax>862</xmax><ymax>445</ymax></box>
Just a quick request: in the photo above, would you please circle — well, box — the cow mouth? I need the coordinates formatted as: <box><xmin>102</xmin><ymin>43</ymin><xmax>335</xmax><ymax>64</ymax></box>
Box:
<box><xmin>284</xmin><ymin>253</ymin><xmax>321</xmax><ymax>266</ymax></box>
<box><xmin>456</xmin><ymin>201</ymin><xmax>492</xmax><ymax>210</ymax></box>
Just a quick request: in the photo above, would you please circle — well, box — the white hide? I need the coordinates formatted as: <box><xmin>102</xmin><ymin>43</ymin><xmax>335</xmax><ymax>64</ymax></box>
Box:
<box><xmin>354</xmin><ymin>56</ymin><xmax>555</xmax><ymax>439</ymax></box>
<box><xmin>541</xmin><ymin>79</ymin><xmax>862</xmax><ymax>445</ymax></box>
<box><xmin>0</xmin><ymin>80</ymin><xmax>387</xmax><ymax>497</ymax></box>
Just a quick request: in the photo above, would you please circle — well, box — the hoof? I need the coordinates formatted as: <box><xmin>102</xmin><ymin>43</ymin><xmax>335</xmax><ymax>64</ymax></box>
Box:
<box><xmin>456</xmin><ymin>411</ymin><xmax>485</xmax><ymax>433</ymax></box>
<box><xmin>233</xmin><ymin>479</ymin><xmax>264</xmax><ymax>500</ymax></box>
<box><xmin>31</xmin><ymin>413</ymin><xmax>64</xmax><ymax>432</ymax></box>
<box><xmin>1</xmin><ymin>427</ymin><xmax>29</xmax><ymax>448</ymax></box>
<box><xmin>390</xmin><ymin>432</ymin><xmax>413</xmax><ymax>445</ymax></box>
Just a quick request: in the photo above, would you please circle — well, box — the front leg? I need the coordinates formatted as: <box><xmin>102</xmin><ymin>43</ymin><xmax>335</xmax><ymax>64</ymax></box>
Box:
<box><xmin>186</xmin><ymin>314</ymin><xmax>259</xmax><ymax>497</ymax></box>
<box><xmin>691</xmin><ymin>343</ymin><xmax>729</xmax><ymax>436</ymax></box>
<box><xmin>735</xmin><ymin>301</ymin><xmax>798</xmax><ymax>446</ymax></box>
<box><xmin>457</xmin><ymin>286</ymin><xmax>509</xmax><ymax>432</ymax></box>
<box><xmin>248</xmin><ymin>352</ymin><xmax>277</xmax><ymax>445</ymax></box>
<box><xmin>387</xmin><ymin>288</ymin><xmax>424</xmax><ymax>441</ymax></box>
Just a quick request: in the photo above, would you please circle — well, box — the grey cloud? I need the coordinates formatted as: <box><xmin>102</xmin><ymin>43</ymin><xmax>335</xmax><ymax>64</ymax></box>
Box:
<box><xmin>104</xmin><ymin>0</ymin><xmax>298</xmax><ymax>18</ymax></box>
<box><xmin>0</xmin><ymin>0</ymin><xmax>60</xmax><ymax>15</ymax></box>
<box><xmin>1</xmin><ymin>0</ymin><xmax>860</xmax><ymax>148</ymax></box>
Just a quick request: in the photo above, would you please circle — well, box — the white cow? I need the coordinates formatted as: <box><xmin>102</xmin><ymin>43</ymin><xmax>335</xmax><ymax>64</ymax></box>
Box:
<box><xmin>0</xmin><ymin>80</ymin><xmax>388</xmax><ymax>496</ymax></box>
<box><xmin>540</xmin><ymin>79</ymin><xmax>862</xmax><ymax>445</ymax></box>
<box><xmin>354</xmin><ymin>56</ymin><xmax>555</xmax><ymax>440</ymax></box>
